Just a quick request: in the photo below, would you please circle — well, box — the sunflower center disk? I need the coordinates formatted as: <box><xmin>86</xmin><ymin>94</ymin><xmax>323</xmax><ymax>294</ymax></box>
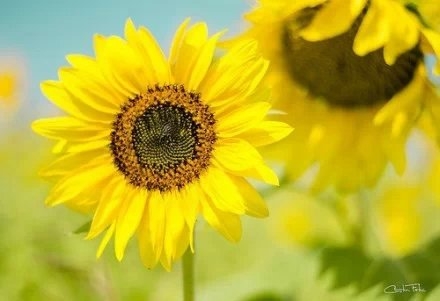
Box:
<box><xmin>282</xmin><ymin>6</ymin><xmax>423</xmax><ymax>107</ymax></box>
<box><xmin>110</xmin><ymin>84</ymin><xmax>216</xmax><ymax>192</ymax></box>
<box><xmin>132</xmin><ymin>105</ymin><xmax>197</xmax><ymax>168</ymax></box>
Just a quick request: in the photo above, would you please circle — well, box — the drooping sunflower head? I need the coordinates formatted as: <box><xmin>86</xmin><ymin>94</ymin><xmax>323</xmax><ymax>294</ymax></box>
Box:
<box><xmin>234</xmin><ymin>0</ymin><xmax>440</xmax><ymax>192</ymax></box>
<box><xmin>31</xmin><ymin>19</ymin><xmax>292</xmax><ymax>270</ymax></box>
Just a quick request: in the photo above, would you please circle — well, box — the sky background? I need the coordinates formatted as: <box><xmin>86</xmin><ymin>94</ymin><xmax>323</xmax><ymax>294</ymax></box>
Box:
<box><xmin>0</xmin><ymin>0</ymin><xmax>250</xmax><ymax>124</ymax></box>
<box><xmin>1</xmin><ymin>0</ymin><xmax>439</xmax><ymax>121</ymax></box>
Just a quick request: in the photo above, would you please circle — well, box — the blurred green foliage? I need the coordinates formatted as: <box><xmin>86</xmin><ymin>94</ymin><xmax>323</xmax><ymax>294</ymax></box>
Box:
<box><xmin>320</xmin><ymin>237</ymin><xmax>440</xmax><ymax>301</ymax></box>
<box><xmin>1</xmin><ymin>128</ymin><xmax>440</xmax><ymax>301</ymax></box>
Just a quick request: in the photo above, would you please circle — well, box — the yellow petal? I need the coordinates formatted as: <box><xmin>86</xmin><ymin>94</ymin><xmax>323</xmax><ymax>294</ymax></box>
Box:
<box><xmin>213</xmin><ymin>138</ymin><xmax>264</xmax><ymax>171</ymax></box>
<box><xmin>383</xmin><ymin>136</ymin><xmax>406</xmax><ymax>174</ymax></box>
<box><xmin>52</xmin><ymin>139</ymin><xmax>67</xmax><ymax>154</ymax></box>
<box><xmin>391</xmin><ymin>112</ymin><xmax>408</xmax><ymax>138</ymax></box>
<box><xmin>233</xmin><ymin>176</ymin><xmax>269</xmax><ymax>218</ymax></box>
<box><xmin>237</xmin><ymin>121</ymin><xmax>293</xmax><ymax>146</ymax></box>
<box><xmin>66</xmin><ymin>54</ymin><xmax>99</xmax><ymax>73</ymax></box>
<box><xmin>382</xmin><ymin>4</ymin><xmax>419</xmax><ymax>65</ymax></box>
<box><xmin>138</xmin><ymin>27</ymin><xmax>172</xmax><ymax>84</ymax></box>
<box><xmin>45</xmin><ymin>155</ymin><xmax>115</xmax><ymax>206</ymax></box>
<box><xmin>199</xmin><ymin>40</ymin><xmax>268</xmax><ymax>106</ymax></box>
<box><xmin>62</xmin><ymin>139</ymin><xmax>110</xmax><ymax>154</ymax></box>
<box><xmin>301</xmin><ymin>0</ymin><xmax>367</xmax><ymax>41</ymax></box>
<box><xmin>39</xmin><ymin>148</ymin><xmax>106</xmax><ymax>180</ymax></box>
<box><xmin>179</xmin><ymin>184</ymin><xmax>200</xmax><ymax>252</ymax></box>
<box><xmin>353</xmin><ymin>0</ymin><xmax>390</xmax><ymax>56</ymax></box>
<box><xmin>201</xmin><ymin>195</ymin><xmax>242</xmax><ymax>242</ymax></box>
<box><xmin>66</xmin><ymin>54</ymin><xmax>129</xmax><ymax>105</ymax></box>
<box><xmin>138</xmin><ymin>210</ymin><xmax>159</xmax><ymax>269</ymax></box>
<box><xmin>238</xmin><ymin>163</ymin><xmax>280</xmax><ymax>186</ymax></box>
<box><xmin>87</xmin><ymin>177</ymin><xmax>126</xmax><ymax>239</ymax></box>
<box><xmin>93</xmin><ymin>34</ymin><xmax>145</xmax><ymax>97</ymax></box>
<box><xmin>65</xmin><ymin>197</ymin><xmax>97</xmax><ymax>214</ymax></box>
<box><xmin>169</xmin><ymin>18</ymin><xmax>191</xmax><ymax>66</ymax></box>
<box><xmin>186</xmin><ymin>30</ymin><xmax>225</xmax><ymax>90</ymax></box>
<box><xmin>96</xmin><ymin>222</ymin><xmax>115</xmax><ymax>258</ymax></box>
<box><xmin>162</xmin><ymin>192</ymin><xmax>188</xmax><ymax>267</ymax></box>
<box><xmin>216</xmin><ymin>102</ymin><xmax>271</xmax><ymax>137</ymax></box>
<box><xmin>373</xmin><ymin>67</ymin><xmax>424</xmax><ymax>130</ymax></box>
<box><xmin>200</xmin><ymin>168</ymin><xmax>246</xmax><ymax>215</ymax></box>
<box><xmin>172</xmin><ymin>22</ymin><xmax>210</xmax><ymax>87</ymax></box>
<box><xmin>125</xmin><ymin>18</ymin><xmax>171</xmax><ymax>84</ymax></box>
<box><xmin>31</xmin><ymin>116</ymin><xmax>110</xmax><ymax>141</ymax></box>
<box><xmin>213</xmin><ymin>138</ymin><xmax>279</xmax><ymax>186</ymax></box>
<box><xmin>115</xmin><ymin>187</ymin><xmax>147</xmax><ymax>261</ymax></box>
<box><xmin>353</xmin><ymin>0</ymin><xmax>419</xmax><ymax>64</ymax></box>
<box><xmin>172</xmin><ymin>227</ymin><xmax>191</xmax><ymax>264</ymax></box>
<box><xmin>148</xmin><ymin>191</ymin><xmax>166</xmax><ymax>258</ymax></box>
<box><xmin>58</xmin><ymin>67</ymin><xmax>121</xmax><ymax>113</ymax></box>
<box><xmin>40</xmin><ymin>81</ymin><xmax>109</xmax><ymax>123</ymax></box>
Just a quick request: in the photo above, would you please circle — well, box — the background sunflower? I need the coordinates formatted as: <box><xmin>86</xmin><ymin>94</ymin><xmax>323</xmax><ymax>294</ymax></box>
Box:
<box><xmin>233</xmin><ymin>0</ymin><xmax>440</xmax><ymax>193</ymax></box>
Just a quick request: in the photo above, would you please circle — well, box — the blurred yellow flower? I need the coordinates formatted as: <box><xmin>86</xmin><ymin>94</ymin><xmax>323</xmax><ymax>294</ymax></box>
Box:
<box><xmin>0</xmin><ymin>55</ymin><xmax>24</xmax><ymax>117</ymax></box>
<box><xmin>374</xmin><ymin>186</ymin><xmax>423</xmax><ymax>257</ymax></box>
<box><xmin>272</xmin><ymin>191</ymin><xmax>349</xmax><ymax>248</ymax></box>
<box><xmin>31</xmin><ymin>19</ymin><xmax>292</xmax><ymax>270</ymax></box>
<box><xmin>367</xmin><ymin>130</ymin><xmax>440</xmax><ymax>258</ymax></box>
<box><xmin>231</xmin><ymin>0</ymin><xmax>440</xmax><ymax>192</ymax></box>
<box><xmin>0</xmin><ymin>72</ymin><xmax>16</xmax><ymax>102</ymax></box>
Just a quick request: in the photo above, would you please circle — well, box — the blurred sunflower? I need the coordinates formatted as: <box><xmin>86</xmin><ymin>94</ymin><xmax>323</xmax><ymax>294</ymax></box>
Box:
<box><xmin>0</xmin><ymin>56</ymin><xmax>23</xmax><ymax>118</ymax></box>
<box><xmin>232</xmin><ymin>0</ymin><xmax>440</xmax><ymax>192</ymax></box>
<box><xmin>370</xmin><ymin>139</ymin><xmax>440</xmax><ymax>258</ymax></box>
<box><xmin>31</xmin><ymin>19</ymin><xmax>292</xmax><ymax>270</ymax></box>
<box><xmin>373</xmin><ymin>185</ymin><xmax>424</xmax><ymax>257</ymax></box>
<box><xmin>271</xmin><ymin>190</ymin><xmax>350</xmax><ymax>248</ymax></box>
<box><xmin>0</xmin><ymin>72</ymin><xmax>16</xmax><ymax>104</ymax></box>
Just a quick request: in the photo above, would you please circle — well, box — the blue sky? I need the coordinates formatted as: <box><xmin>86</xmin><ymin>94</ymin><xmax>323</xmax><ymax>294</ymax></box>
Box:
<box><xmin>0</xmin><ymin>0</ymin><xmax>248</xmax><ymax>117</ymax></box>
<box><xmin>0</xmin><ymin>0</ymin><xmax>438</xmax><ymax>124</ymax></box>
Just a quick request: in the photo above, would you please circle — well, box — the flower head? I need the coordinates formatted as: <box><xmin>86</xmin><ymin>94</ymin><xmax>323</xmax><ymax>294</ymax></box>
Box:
<box><xmin>32</xmin><ymin>19</ymin><xmax>292</xmax><ymax>270</ymax></box>
<box><xmin>233</xmin><ymin>0</ymin><xmax>440</xmax><ymax>192</ymax></box>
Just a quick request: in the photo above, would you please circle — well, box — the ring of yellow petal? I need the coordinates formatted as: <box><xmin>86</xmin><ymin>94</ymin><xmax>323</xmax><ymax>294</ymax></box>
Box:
<box><xmin>110</xmin><ymin>84</ymin><xmax>216</xmax><ymax>192</ymax></box>
<box><xmin>282</xmin><ymin>4</ymin><xmax>423</xmax><ymax>107</ymax></box>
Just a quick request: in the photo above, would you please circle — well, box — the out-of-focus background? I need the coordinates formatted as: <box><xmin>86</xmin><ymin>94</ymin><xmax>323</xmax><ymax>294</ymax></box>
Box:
<box><xmin>2</xmin><ymin>1</ymin><xmax>440</xmax><ymax>300</ymax></box>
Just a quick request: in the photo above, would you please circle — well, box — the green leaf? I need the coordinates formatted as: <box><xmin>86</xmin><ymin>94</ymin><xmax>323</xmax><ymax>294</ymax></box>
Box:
<box><xmin>72</xmin><ymin>220</ymin><xmax>92</xmax><ymax>234</ymax></box>
<box><xmin>319</xmin><ymin>236</ymin><xmax>440</xmax><ymax>301</ymax></box>
<box><xmin>320</xmin><ymin>247</ymin><xmax>371</xmax><ymax>290</ymax></box>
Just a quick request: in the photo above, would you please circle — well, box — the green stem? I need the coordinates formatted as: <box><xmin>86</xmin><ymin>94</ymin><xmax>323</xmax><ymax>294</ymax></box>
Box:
<box><xmin>182</xmin><ymin>249</ymin><xmax>195</xmax><ymax>301</ymax></box>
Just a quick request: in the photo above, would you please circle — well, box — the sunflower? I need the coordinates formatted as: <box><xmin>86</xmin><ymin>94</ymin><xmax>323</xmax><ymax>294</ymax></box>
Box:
<box><xmin>31</xmin><ymin>19</ymin><xmax>292</xmax><ymax>270</ymax></box>
<box><xmin>0</xmin><ymin>56</ymin><xmax>23</xmax><ymax>118</ymax></box>
<box><xmin>231</xmin><ymin>0</ymin><xmax>440</xmax><ymax>192</ymax></box>
<box><xmin>0</xmin><ymin>72</ymin><xmax>16</xmax><ymax>103</ymax></box>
